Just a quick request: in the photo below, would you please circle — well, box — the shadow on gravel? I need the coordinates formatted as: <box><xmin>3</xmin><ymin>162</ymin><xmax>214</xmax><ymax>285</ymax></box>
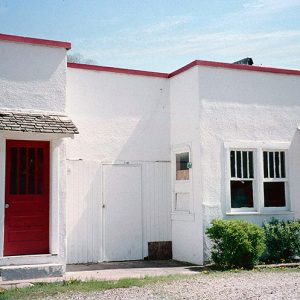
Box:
<box><xmin>67</xmin><ymin>260</ymin><xmax>197</xmax><ymax>272</ymax></box>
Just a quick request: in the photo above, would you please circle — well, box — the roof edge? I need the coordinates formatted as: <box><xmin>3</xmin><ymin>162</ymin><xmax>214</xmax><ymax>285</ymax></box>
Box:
<box><xmin>0</xmin><ymin>33</ymin><xmax>71</xmax><ymax>50</ymax></box>
<box><xmin>67</xmin><ymin>62</ymin><xmax>169</xmax><ymax>78</ymax></box>
<box><xmin>68</xmin><ymin>60</ymin><xmax>300</xmax><ymax>78</ymax></box>
<box><xmin>168</xmin><ymin>60</ymin><xmax>300</xmax><ymax>77</ymax></box>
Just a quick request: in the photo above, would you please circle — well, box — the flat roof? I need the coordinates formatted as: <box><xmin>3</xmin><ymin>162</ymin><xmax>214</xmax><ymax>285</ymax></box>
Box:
<box><xmin>0</xmin><ymin>33</ymin><xmax>71</xmax><ymax>50</ymax></box>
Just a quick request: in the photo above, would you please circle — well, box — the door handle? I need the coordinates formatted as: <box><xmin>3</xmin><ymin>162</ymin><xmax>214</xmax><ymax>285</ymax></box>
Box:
<box><xmin>102</xmin><ymin>204</ymin><xmax>106</xmax><ymax>208</ymax></box>
<box><xmin>5</xmin><ymin>203</ymin><xmax>9</xmax><ymax>209</ymax></box>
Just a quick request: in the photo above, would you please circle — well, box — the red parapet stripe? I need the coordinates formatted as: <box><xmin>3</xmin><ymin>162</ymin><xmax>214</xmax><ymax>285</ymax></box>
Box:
<box><xmin>168</xmin><ymin>60</ymin><xmax>198</xmax><ymax>77</ymax></box>
<box><xmin>0</xmin><ymin>33</ymin><xmax>71</xmax><ymax>50</ymax></box>
<box><xmin>67</xmin><ymin>62</ymin><xmax>169</xmax><ymax>78</ymax></box>
<box><xmin>169</xmin><ymin>59</ymin><xmax>300</xmax><ymax>77</ymax></box>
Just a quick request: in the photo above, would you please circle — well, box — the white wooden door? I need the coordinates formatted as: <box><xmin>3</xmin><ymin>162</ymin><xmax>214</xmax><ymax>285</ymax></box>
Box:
<box><xmin>103</xmin><ymin>165</ymin><xmax>142</xmax><ymax>261</ymax></box>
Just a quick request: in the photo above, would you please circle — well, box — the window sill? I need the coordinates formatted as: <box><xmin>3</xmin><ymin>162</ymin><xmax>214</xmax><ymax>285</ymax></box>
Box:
<box><xmin>226</xmin><ymin>211</ymin><xmax>294</xmax><ymax>216</ymax></box>
<box><xmin>171</xmin><ymin>212</ymin><xmax>195</xmax><ymax>221</ymax></box>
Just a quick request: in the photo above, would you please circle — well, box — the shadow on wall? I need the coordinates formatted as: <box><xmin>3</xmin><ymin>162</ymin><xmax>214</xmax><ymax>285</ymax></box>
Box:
<box><xmin>114</xmin><ymin>96</ymin><xmax>170</xmax><ymax>162</ymax></box>
<box><xmin>66</xmin><ymin>96</ymin><xmax>170</xmax><ymax>162</ymax></box>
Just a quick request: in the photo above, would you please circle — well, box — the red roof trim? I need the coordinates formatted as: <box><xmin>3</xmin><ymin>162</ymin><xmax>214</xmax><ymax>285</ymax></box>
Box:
<box><xmin>67</xmin><ymin>62</ymin><xmax>169</xmax><ymax>78</ymax></box>
<box><xmin>168</xmin><ymin>60</ymin><xmax>198</xmax><ymax>77</ymax></box>
<box><xmin>0</xmin><ymin>33</ymin><xmax>71</xmax><ymax>50</ymax></box>
<box><xmin>168</xmin><ymin>60</ymin><xmax>300</xmax><ymax>77</ymax></box>
<box><xmin>68</xmin><ymin>60</ymin><xmax>300</xmax><ymax>78</ymax></box>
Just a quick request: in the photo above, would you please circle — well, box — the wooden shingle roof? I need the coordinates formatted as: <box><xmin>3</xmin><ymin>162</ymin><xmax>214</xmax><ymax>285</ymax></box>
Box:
<box><xmin>0</xmin><ymin>112</ymin><xmax>79</xmax><ymax>134</ymax></box>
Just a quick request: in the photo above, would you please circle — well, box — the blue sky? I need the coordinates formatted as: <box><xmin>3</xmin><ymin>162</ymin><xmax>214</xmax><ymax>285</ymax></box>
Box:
<box><xmin>1</xmin><ymin>0</ymin><xmax>300</xmax><ymax>72</ymax></box>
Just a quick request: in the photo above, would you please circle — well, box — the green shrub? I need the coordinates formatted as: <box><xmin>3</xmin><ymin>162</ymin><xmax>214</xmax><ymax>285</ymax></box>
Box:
<box><xmin>263</xmin><ymin>218</ymin><xmax>300</xmax><ymax>263</ymax></box>
<box><xmin>206</xmin><ymin>219</ymin><xmax>265</xmax><ymax>269</ymax></box>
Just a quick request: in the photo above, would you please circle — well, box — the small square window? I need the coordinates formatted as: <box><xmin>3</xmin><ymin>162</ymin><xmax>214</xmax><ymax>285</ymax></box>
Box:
<box><xmin>176</xmin><ymin>152</ymin><xmax>189</xmax><ymax>180</ymax></box>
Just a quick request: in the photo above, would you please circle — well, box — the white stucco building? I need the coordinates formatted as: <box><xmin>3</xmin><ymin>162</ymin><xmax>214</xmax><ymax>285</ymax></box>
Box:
<box><xmin>0</xmin><ymin>33</ymin><xmax>299</xmax><ymax>278</ymax></box>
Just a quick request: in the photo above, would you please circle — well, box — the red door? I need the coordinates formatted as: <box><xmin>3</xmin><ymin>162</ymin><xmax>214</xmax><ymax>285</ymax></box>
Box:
<box><xmin>4</xmin><ymin>140</ymin><xmax>50</xmax><ymax>256</ymax></box>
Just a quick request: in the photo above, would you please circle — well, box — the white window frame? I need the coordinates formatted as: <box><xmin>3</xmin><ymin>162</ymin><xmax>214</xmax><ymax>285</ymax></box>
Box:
<box><xmin>225</xmin><ymin>141</ymin><xmax>290</xmax><ymax>215</ymax></box>
<box><xmin>261</xmin><ymin>150</ymin><xmax>289</xmax><ymax>212</ymax></box>
<box><xmin>226</xmin><ymin>148</ymin><xmax>258</xmax><ymax>213</ymax></box>
<box><xmin>171</xmin><ymin>144</ymin><xmax>194</xmax><ymax>221</ymax></box>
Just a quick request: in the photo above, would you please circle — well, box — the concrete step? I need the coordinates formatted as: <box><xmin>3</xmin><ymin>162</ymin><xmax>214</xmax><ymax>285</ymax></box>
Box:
<box><xmin>0</xmin><ymin>263</ymin><xmax>65</xmax><ymax>281</ymax></box>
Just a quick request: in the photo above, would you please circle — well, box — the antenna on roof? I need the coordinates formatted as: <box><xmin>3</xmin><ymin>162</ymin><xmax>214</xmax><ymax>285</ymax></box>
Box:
<box><xmin>233</xmin><ymin>57</ymin><xmax>254</xmax><ymax>65</ymax></box>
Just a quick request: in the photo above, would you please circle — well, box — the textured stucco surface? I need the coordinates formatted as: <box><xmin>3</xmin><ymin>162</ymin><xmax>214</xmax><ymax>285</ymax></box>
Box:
<box><xmin>0</xmin><ymin>40</ymin><xmax>66</xmax><ymax>113</ymax></box>
<box><xmin>170</xmin><ymin>64</ymin><xmax>300</xmax><ymax>264</ymax></box>
<box><xmin>0</xmin><ymin>40</ymin><xmax>69</xmax><ymax>268</ymax></box>
<box><xmin>197</xmin><ymin>66</ymin><xmax>300</xmax><ymax>260</ymax></box>
<box><xmin>66</xmin><ymin>68</ymin><xmax>170</xmax><ymax>162</ymax></box>
<box><xmin>169</xmin><ymin>66</ymin><xmax>204</xmax><ymax>265</ymax></box>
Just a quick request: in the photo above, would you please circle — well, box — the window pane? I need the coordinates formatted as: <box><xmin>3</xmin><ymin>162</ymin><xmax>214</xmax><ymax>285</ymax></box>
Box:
<box><xmin>230</xmin><ymin>151</ymin><xmax>235</xmax><ymax>178</ymax></box>
<box><xmin>28</xmin><ymin>148</ymin><xmax>35</xmax><ymax>194</ymax></box>
<box><xmin>176</xmin><ymin>152</ymin><xmax>189</xmax><ymax>171</ymax></box>
<box><xmin>236</xmin><ymin>151</ymin><xmax>242</xmax><ymax>178</ymax></box>
<box><xmin>269</xmin><ymin>152</ymin><xmax>274</xmax><ymax>178</ymax></box>
<box><xmin>264</xmin><ymin>182</ymin><xmax>286</xmax><ymax>207</ymax></box>
<box><xmin>19</xmin><ymin>147</ymin><xmax>26</xmax><ymax>194</ymax></box>
<box><xmin>249</xmin><ymin>151</ymin><xmax>254</xmax><ymax>179</ymax></box>
<box><xmin>10</xmin><ymin>147</ymin><xmax>18</xmax><ymax>195</ymax></box>
<box><xmin>242</xmin><ymin>151</ymin><xmax>248</xmax><ymax>178</ymax></box>
<box><xmin>37</xmin><ymin>148</ymin><xmax>44</xmax><ymax>194</ymax></box>
<box><xmin>280</xmin><ymin>152</ymin><xmax>286</xmax><ymax>178</ymax></box>
<box><xmin>275</xmin><ymin>152</ymin><xmax>280</xmax><ymax>178</ymax></box>
<box><xmin>231</xmin><ymin>181</ymin><xmax>254</xmax><ymax>208</ymax></box>
<box><xmin>176</xmin><ymin>152</ymin><xmax>189</xmax><ymax>180</ymax></box>
<box><xmin>263</xmin><ymin>151</ymin><xmax>268</xmax><ymax>178</ymax></box>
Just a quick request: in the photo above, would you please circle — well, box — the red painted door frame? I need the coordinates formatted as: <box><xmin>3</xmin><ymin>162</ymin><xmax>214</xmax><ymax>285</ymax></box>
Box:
<box><xmin>4</xmin><ymin>140</ymin><xmax>50</xmax><ymax>256</ymax></box>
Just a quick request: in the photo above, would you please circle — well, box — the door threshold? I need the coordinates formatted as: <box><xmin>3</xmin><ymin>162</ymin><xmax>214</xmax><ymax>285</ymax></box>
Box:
<box><xmin>4</xmin><ymin>254</ymin><xmax>57</xmax><ymax>259</ymax></box>
<box><xmin>0</xmin><ymin>254</ymin><xmax>60</xmax><ymax>267</ymax></box>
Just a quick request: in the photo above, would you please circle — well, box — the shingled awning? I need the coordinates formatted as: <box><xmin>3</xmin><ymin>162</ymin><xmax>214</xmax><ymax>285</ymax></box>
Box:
<box><xmin>0</xmin><ymin>112</ymin><xmax>79</xmax><ymax>134</ymax></box>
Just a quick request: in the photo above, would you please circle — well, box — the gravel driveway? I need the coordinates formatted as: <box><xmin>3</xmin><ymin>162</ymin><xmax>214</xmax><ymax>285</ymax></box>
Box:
<box><xmin>45</xmin><ymin>270</ymin><xmax>300</xmax><ymax>300</ymax></box>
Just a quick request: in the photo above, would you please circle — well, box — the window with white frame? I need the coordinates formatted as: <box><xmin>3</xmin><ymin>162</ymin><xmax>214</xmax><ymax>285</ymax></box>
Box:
<box><xmin>228</xmin><ymin>147</ymin><xmax>288</xmax><ymax>212</ymax></box>
<box><xmin>230</xmin><ymin>150</ymin><xmax>254</xmax><ymax>209</ymax></box>
<box><xmin>263</xmin><ymin>151</ymin><xmax>287</xmax><ymax>207</ymax></box>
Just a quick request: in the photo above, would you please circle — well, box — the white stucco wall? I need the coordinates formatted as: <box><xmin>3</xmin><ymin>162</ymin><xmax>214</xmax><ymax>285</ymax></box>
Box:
<box><xmin>169</xmin><ymin>66</ymin><xmax>204</xmax><ymax>265</ymax></box>
<box><xmin>170</xmin><ymin>64</ymin><xmax>300</xmax><ymax>264</ymax></box>
<box><xmin>0</xmin><ymin>40</ymin><xmax>67</xmax><ymax>113</ymax></box>
<box><xmin>66</xmin><ymin>68</ymin><xmax>170</xmax><ymax>161</ymax></box>
<box><xmin>65</xmin><ymin>68</ymin><xmax>172</xmax><ymax>263</ymax></box>
<box><xmin>0</xmin><ymin>40</ymin><xmax>69</xmax><ymax>267</ymax></box>
<box><xmin>197</xmin><ymin>66</ymin><xmax>300</xmax><ymax>260</ymax></box>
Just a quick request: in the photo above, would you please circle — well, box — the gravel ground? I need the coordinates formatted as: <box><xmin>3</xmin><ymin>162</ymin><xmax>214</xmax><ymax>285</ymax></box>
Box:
<box><xmin>45</xmin><ymin>271</ymin><xmax>300</xmax><ymax>300</ymax></box>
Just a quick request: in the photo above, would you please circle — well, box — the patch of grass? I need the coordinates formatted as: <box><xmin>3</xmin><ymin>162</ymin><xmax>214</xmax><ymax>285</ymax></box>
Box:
<box><xmin>0</xmin><ymin>274</ymin><xmax>196</xmax><ymax>300</ymax></box>
<box><xmin>1</xmin><ymin>268</ymin><xmax>300</xmax><ymax>300</ymax></box>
